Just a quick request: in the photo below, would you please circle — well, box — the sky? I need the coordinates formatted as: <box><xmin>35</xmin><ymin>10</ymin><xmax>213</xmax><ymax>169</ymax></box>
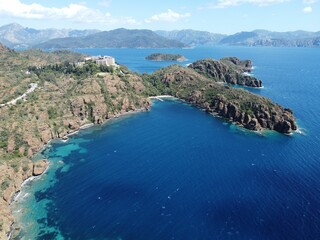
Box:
<box><xmin>0</xmin><ymin>0</ymin><xmax>319</xmax><ymax>34</ymax></box>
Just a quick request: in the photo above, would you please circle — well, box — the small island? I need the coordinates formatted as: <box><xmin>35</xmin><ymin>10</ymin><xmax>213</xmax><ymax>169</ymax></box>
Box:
<box><xmin>146</xmin><ymin>53</ymin><xmax>187</xmax><ymax>62</ymax></box>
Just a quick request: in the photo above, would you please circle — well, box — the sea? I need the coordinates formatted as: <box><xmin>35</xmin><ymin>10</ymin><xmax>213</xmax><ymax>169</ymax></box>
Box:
<box><xmin>12</xmin><ymin>46</ymin><xmax>320</xmax><ymax>240</ymax></box>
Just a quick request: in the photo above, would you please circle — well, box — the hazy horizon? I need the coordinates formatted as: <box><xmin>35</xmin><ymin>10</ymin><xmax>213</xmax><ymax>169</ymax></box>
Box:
<box><xmin>1</xmin><ymin>22</ymin><xmax>319</xmax><ymax>35</ymax></box>
<box><xmin>0</xmin><ymin>0</ymin><xmax>319</xmax><ymax>34</ymax></box>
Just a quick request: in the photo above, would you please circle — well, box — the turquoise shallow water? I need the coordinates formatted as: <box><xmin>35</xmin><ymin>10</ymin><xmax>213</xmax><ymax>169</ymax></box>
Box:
<box><xmin>13</xmin><ymin>46</ymin><xmax>320</xmax><ymax>240</ymax></box>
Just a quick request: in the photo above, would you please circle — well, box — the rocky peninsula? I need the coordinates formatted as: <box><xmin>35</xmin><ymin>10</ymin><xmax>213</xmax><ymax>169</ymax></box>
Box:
<box><xmin>0</xmin><ymin>44</ymin><xmax>297</xmax><ymax>238</ymax></box>
<box><xmin>146</xmin><ymin>63</ymin><xmax>296</xmax><ymax>133</ymax></box>
<box><xmin>146</xmin><ymin>53</ymin><xmax>187</xmax><ymax>62</ymax></box>
<box><xmin>189</xmin><ymin>58</ymin><xmax>262</xmax><ymax>88</ymax></box>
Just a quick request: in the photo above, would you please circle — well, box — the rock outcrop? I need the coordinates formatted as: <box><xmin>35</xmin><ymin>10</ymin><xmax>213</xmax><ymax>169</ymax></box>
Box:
<box><xmin>0</xmin><ymin>159</ymin><xmax>48</xmax><ymax>239</ymax></box>
<box><xmin>188</xmin><ymin>58</ymin><xmax>262</xmax><ymax>88</ymax></box>
<box><xmin>220</xmin><ymin>57</ymin><xmax>253</xmax><ymax>73</ymax></box>
<box><xmin>33</xmin><ymin>159</ymin><xmax>49</xmax><ymax>176</ymax></box>
<box><xmin>187</xmin><ymin>91</ymin><xmax>297</xmax><ymax>134</ymax></box>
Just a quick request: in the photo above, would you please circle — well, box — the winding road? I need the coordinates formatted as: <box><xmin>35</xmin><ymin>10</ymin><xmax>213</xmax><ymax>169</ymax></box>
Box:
<box><xmin>0</xmin><ymin>83</ymin><xmax>38</xmax><ymax>107</ymax></box>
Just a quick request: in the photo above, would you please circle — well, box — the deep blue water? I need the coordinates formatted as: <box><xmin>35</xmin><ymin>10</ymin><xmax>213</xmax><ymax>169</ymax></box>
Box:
<box><xmin>13</xmin><ymin>46</ymin><xmax>320</xmax><ymax>240</ymax></box>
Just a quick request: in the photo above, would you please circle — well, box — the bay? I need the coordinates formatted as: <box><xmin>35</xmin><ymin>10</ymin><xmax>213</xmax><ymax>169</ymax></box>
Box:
<box><xmin>13</xmin><ymin>46</ymin><xmax>320</xmax><ymax>240</ymax></box>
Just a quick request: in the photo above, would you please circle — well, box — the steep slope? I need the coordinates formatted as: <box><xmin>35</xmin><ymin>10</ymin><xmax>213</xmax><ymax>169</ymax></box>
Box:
<box><xmin>34</xmin><ymin>28</ymin><xmax>186</xmax><ymax>49</ymax></box>
<box><xmin>0</xmin><ymin>47</ymin><xmax>152</xmax><ymax>238</ymax></box>
<box><xmin>188</xmin><ymin>58</ymin><xmax>262</xmax><ymax>88</ymax></box>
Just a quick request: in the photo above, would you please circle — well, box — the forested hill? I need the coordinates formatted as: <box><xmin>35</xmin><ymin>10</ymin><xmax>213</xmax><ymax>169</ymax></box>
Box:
<box><xmin>34</xmin><ymin>28</ymin><xmax>186</xmax><ymax>49</ymax></box>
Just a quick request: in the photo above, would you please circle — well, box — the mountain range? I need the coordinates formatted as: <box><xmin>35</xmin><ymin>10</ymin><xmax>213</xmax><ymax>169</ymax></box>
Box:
<box><xmin>0</xmin><ymin>23</ymin><xmax>99</xmax><ymax>48</ymax></box>
<box><xmin>219</xmin><ymin>30</ymin><xmax>320</xmax><ymax>47</ymax></box>
<box><xmin>0</xmin><ymin>23</ymin><xmax>320</xmax><ymax>48</ymax></box>
<box><xmin>155</xmin><ymin>29</ymin><xmax>226</xmax><ymax>46</ymax></box>
<box><xmin>34</xmin><ymin>28</ymin><xmax>186</xmax><ymax>49</ymax></box>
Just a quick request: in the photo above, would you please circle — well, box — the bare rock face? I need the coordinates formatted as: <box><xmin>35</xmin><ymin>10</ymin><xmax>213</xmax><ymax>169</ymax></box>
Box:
<box><xmin>33</xmin><ymin>159</ymin><xmax>49</xmax><ymax>176</ymax></box>
<box><xmin>0</xmin><ymin>160</ymin><xmax>34</xmax><ymax>239</ymax></box>
<box><xmin>220</xmin><ymin>57</ymin><xmax>253</xmax><ymax>73</ymax></box>
<box><xmin>39</xmin><ymin>127</ymin><xmax>53</xmax><ymax>144</ymax></box>
<box><xmin>187</xmin><ymin>89</ymin><xmax>297</xmax><ymax>134</ymax></box>
<box><xmin>0</xmin><ymin>159</ymin><xmax>49</xmax><ymax>238</ymax></box>
<box><xmin>189</xmin><ymin>58</ymin><xmax>262</xmax><ymax>88</ymax></box>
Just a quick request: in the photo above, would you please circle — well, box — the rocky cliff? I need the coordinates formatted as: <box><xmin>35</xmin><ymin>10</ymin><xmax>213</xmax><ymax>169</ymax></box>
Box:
<box><xmin>220</xmin><ymin>57</ymin><xmax>253</xmax><ymax>73</ymax></box>
<box><xmin>188</xmin><ymin>58</ymin><xmax>262</xmax><ymax>88</ymax></box>
<box><xmin>187</xmin><ymin>89</ymin><xmax>297</xmax><ymax>133</ymax></box>
<box><xmin>147</xmin><ymin>64</ymin><xmax>296</xmax><ymax>134</ymax></box>
<box><xmin>0</xmin><ymin>48</ymin><xmax>151</xmax><ymax>238</ymax></box>
<box><xmin>0</xmin><ymin>159</ymin><xmax>48</xmax><ymax>239</ymax></box>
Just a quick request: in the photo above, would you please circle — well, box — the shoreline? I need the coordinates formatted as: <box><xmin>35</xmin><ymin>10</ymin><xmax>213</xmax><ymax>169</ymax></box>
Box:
<box><xmin>5</xmin><ymin>98</ymin><xmax>299</xmax><ymax>239</ymax></box>
<box><xmin>0</xmin><ymin>158</ymin><xmax>49</xmax><ymax>240</ymax></box>
<box><xmin>149</xmin><ymin>95</ymin><xmax>175</xmax><ymax>99</ymax></box>
<box><xmin>149</xmin><ymin>96</ymin><xmax>298</xmax><ymax>136</ymax></box>
<box><xmin>6</xmin><ymin>107</ymin><xmax>148</xmax><ymax>239</ymax></box>
<box><xmin>8</xmin><ymin>162</ymin><xmax>51</xmax><ymax>239</ymax></box>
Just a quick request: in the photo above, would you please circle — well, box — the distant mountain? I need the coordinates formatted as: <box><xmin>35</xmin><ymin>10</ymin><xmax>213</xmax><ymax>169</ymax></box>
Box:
<box><xmin>1</xmin><ymin>23</ymin><xmax>319</xmax><ymax>49</ymax></box>
<box><xmin>156</xmin><ymin>29</ymin><xmax>226</xmax><ymax>46</ymax></box>
<box><xmin>0</xmin><ymin>23</ymin><xmax>99</xmax><ymax>48</ymax></box>
<box><xmin>34</xmin><ymin>28</ymin><xmax>187</xmax><ymax>49</ymax></box>
<box><xmin>219</xmin><ymin>30</ymin><xmax>320</xmax><ymax>47</ymax></box>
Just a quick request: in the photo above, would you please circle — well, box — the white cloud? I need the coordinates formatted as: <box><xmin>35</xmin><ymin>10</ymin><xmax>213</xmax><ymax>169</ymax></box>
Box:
<box><xmin>303</xmin><ymin>6</ymin><xmax>313</xmax><ymax>12</ymax></box>
<box><xmin>303</xmin><ymin>0</ymin><xmax>317</xmax><ymax>4</ymax></box>
<box><xmin>145</xmin><ymin>9</ymin><xmax>191</xmax><ymax>23</ymax></box>
<box><xmin>203</xmin><ymin>0</ymin><xmax>289</xmax><ymax>9</ymax></box>
<box><xmin>0</xmin><ymin>0</ymin><xmax>137</xmax><ymax>25</ymax></box>
<box><xmin>0</xmin><ymin>0</ymin><xmax>90</xmax><ymax>19</ymax></box>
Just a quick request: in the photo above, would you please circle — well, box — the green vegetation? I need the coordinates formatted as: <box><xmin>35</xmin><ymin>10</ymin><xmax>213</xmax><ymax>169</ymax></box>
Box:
<box><xmin>0</xmin><ymin>44</ymin><xmax>296</xmax><ymax>165</ymax></box>
<box><xmin>0</xmin><ymin>130</ymin><xmax>9</xmax><ymax>149</ymax></box>
<box><xmin>0</xmin><ymin>45</ymin><xmax>150</xmax><ymax>161</ymax></box>
<box><xmin>1</xmin><ymin>177</ymin><xmax>10</xmax><ymax>191</ymax></box>
<box><xmin>47</xmin><ymin>106</ymin><xmax>58</xmax><ymax>119</ymax></box>
<box><xmin>28</xmin><ymin>61</ymin><xmax>115</xmax><ymax>80</ymax></box>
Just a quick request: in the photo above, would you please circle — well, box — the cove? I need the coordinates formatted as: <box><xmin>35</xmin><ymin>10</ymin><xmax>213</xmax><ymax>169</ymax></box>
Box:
<box><xmin>13</xmin><ymin>98</ymin><xmax>320</xmax><ymax>240</ymax></box>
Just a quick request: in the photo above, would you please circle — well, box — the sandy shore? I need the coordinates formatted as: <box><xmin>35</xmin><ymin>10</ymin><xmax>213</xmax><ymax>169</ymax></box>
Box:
<box><xmin>149</xmin><ymin>95</ymin><xmax>175</xmax><ymax>99</ymax></box>
<box><xmin>149</xmin><ymin>95</ymin><xmax>177</xmax><ymax>102</ymax></box>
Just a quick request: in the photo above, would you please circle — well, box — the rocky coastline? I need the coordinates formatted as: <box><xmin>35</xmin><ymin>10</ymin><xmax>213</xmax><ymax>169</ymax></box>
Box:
<box><xmin>189</xmin><ymin>58</ymin><xmax>262</xmax><ymax>88</ymax></box>
<box><xmin>0</xmin><ymin>159</ymin><xmax>48</xmax><ymax>239</ymax></box>
<box><xmin>0</xmin><ymin>105</ymin><xmax>150</xmax><ymax>239</ymax></box>
<box><xmin>0</xmin><ymin>44</ymin><xmax>298</xmax><ymax>238</ymax></box>
<box><xmin>149</xmin><ymin>63</ymin><xmax>297</xmax><ymax>134</ymax></box>
<box><xmin>185</xmin><ymin>91</ymin><xmax>297</xmax><ymax>134</ymax></box>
